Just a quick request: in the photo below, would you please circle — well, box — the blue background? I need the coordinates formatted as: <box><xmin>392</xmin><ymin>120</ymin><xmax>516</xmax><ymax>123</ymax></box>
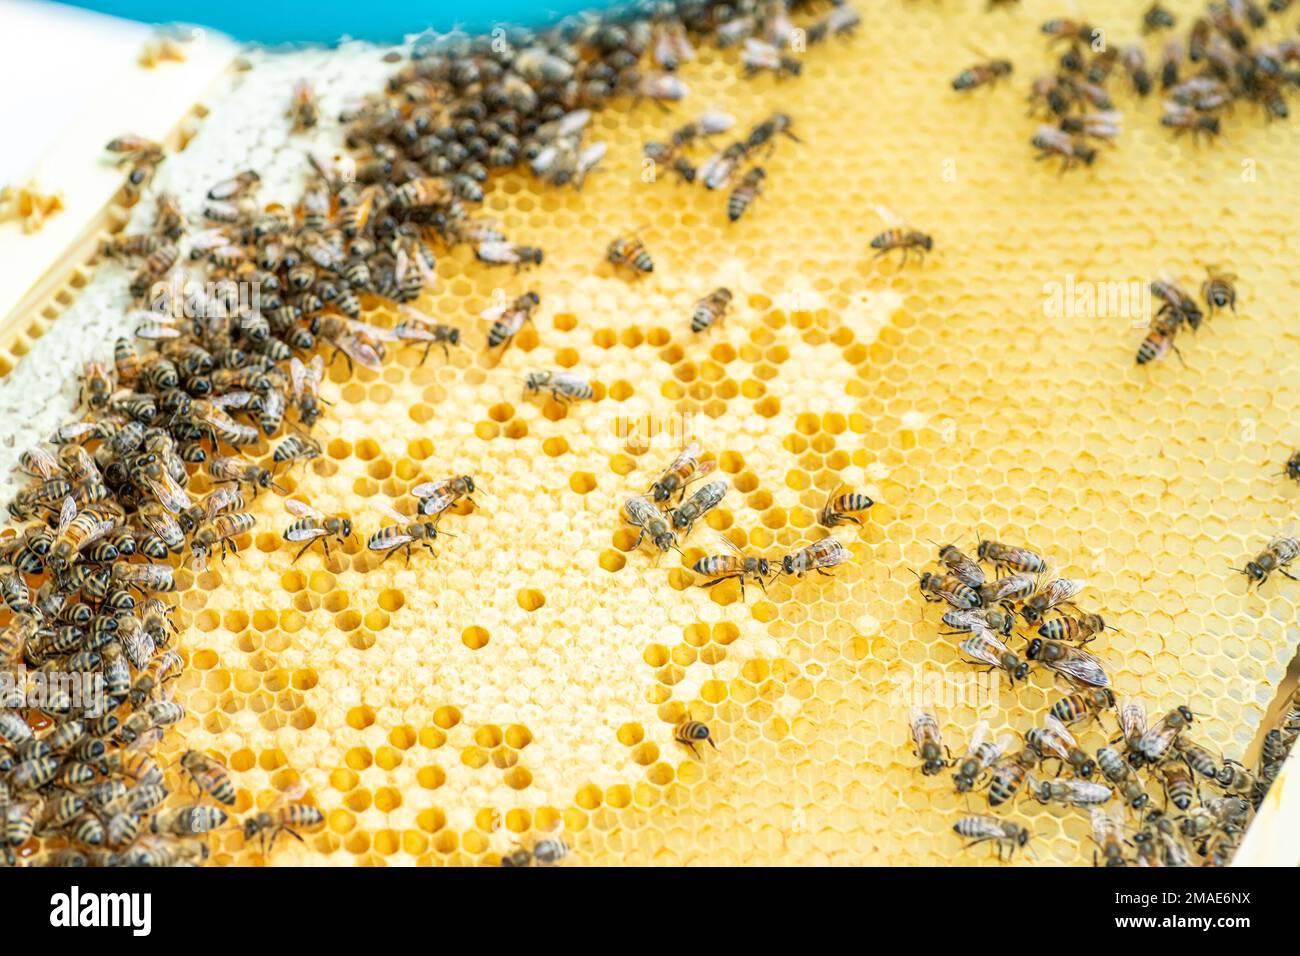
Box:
<box><xmin>59</xmin><ymin>1</ymin><xmax>604</xmax><ymax>44</ymax></box>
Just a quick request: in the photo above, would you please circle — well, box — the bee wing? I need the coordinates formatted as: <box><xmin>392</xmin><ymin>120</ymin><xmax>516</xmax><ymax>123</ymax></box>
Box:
<box><xmin>57</xmin><ymin>497</ymin><xmax>77</xmax><ymax>535</ymax></box>
<box><xmin>211</xmin><ymin>390</ymin><xmax>257</xmax><ymax>410</ymax></box>
<box><xmin>289</xmin><ymin>357</ymin><xmax>307</xmax><ymax>398</ymax></box>
<box><xmin>480</xmin><ymin>300</ymin><xmax>511</xmax><ymax>323</ymax></box>
<box><xmin>139</xmin><ymin>508</ymin><xmax>182</xmax><ymax>542</ymax></box>
<box><xmin>1043</xmin><ymin>713</ymin><xmax>1077</xmax><ymax>749</ymax></box>
<box><xmin>1119</xmin><ymin>697</ymin><xmax>1147</xmax><ymax>738</ymax></box>
<box><xmin>965</xmin><ymin>720</ymin><xmax>989</xmax><ymax>756</ymax></box>
<box><xmin>20</xmin><ymin>446</ymin><xmax>60</xmax><ymax>479</ymax></box>
<box><xmin>410</xmin><ymin>478</ymin><xmax>453</xmax><ymax>500</ymax></box>
<box><xmin>1049</xmin><ymin>648</ymin><xmax>1110</xmax><ymax>688</ymax></box>
<box><xmin>350</xmin><ymin>320</ymin><xmax>397</xmax><ymax>342</ymax></box>
<box><xmin>697</xmin><ymin>110</ymin><xmax>735</xmax><ymax>135</ymax></box>
<box><xmin>708</xmin><ymin>529</ymin><xmax>746</xmax><ymax>559</ymax></box>
<box><xmin>337</xmin><ymin>334</ymin><xmax>384</xmax><ymax>371</ymax></box>
<box><xmin>81</xmin><ymin>519</ymin><xmax>117</xmax><ymax>549</ymax></box>
<box><xmin>284</xmin><ymin>524</ymin><xmax>327</xmax><ymax>542</ymax></box>
<box><xmin>476</xmin><ymin>240</ymin><xmax>520</xmax><ymax>264</ymax></box>
<box><xmin>374</xmin><ymin>501</ymin><xmax>407</xmax><ymax>524</ymax></box>
<box><xmin>871</xmin><ymin>203</ymin><xmax>905</xmax><ymax>228</ymax></box>
<box><xmin>959</xmin><ymin>633</ymin><xmax>1004</xmax><ymax>669</ymax></box>
<box><xmin>992</xmin><ymin>734</ymin><xmax>1017</xmax><ymax>758</ymax></box>
<box><xmin>145</xmin><ymin>471</ymin><xmax>192</xmax><ymax>514</ymax></box>
<box><xmin>204</xmin><ymin>487</ymin><xmax>239</xmax><ymax>520</ymax></box>
<box><xmin>285</xmin><ymin>499</ymin><xmax>325</xmax><ymax>521</ymax></box>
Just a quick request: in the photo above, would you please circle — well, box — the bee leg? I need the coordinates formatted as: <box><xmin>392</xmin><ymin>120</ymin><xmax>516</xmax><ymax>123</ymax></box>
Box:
<box><xmin>1279</xmin><ymin>567</ymin><xmax>1300</xmax><ymax>581</ymax></box>
<box><xmin>419</xmin><ymin>342</ymin><xmax>433</xmax><ymax>366</ymax></box>
<box><xmin>293</xmin><ymin>541</ymin><xmax>315</xmax><ymax>564</ymax></box>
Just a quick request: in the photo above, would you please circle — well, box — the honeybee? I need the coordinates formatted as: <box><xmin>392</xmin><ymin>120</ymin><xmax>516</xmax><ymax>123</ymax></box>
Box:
<box><xmin>411</xmin><ymin>475</ymin><xmax>477</xmax><ymax>519</ymax></box>
<box><xmin>782</xmin><ymin>536</ymin><xmax>849</xmax><ymax>577</ymax></box>
<box><xmin>692</xmin><ymin>532</ymin><xmax>775</xmax><ymax>600</ymax></box>
<box><xmin>289</xmin><ymin>79</ymin><xmax>319</xmax><ymax>131</ymax></box>
<box><xmin>315</xmin><ymin>316</ymin><xmax>393</xmax><ymax>372</ymax></box>
<box><xmin>1037</xmin><ymin>612</ymin><xmax>1105</xmax><ymax>644</ymax></box>
<box><xmin>624</xmin><ymin>495</ymin><xmax>679</xmax><ymax>554</ymax></box>
<box><xmin>79</xmin><ymin>361</ymin><xmax>114</xmax><ymax>408</ymax></box>
<box><xmin>483</xmin><ymin>291</ymin><xmax>540</xmax><ymax>350</ymax></box>
<box><xmin>1136</xmin><ymin>312</ymin><xmax>1184</xmax><ymax>366</ymax></box>
<box><xmin>690</xmin><ymin>288</ymin><xmax>732</xmax><ymax>333</ymax></box>
<box><xmin>367</xmin><ymin>503</ymin><xmax>440</xmax><ymax>564</ymax></box>
<box><xmin>960</xmin><ymin>629</ymin><xmax>1029</xmax><ymax>683</ymax></box>
<box><xmin>155</xmin><ymin>192</ymin><xmax>185</xmax><ymax>239</ymax></box>
<box><xmin>151</xmin><ymin>804</ymin><xmax>229</xmax><ymax>836</ymax></box>
<box><xmin>649</xmin><ymin>440</ymin><xmax>715</xmax><ymax>503</ymax></box>
<box><xmin>1175</xmin><ymin>738</ymin><xmax>1221</xmax><ymax>780</ymax></box>
<box><xmin>606</xmin><ymin>232</ymin><xmax>654</xmax><ymax>275</ymax></box>
<box><xmin>987</xmin><ymin>748</ymin><xmax>1037</xmax><ymax>807</ymax></box>
<box><xmin>272</xmin><ymin>434</ymin><xmax>322</xmax><ymax>472</ymax></box>
<box><xmin>288</xmin><ymin>355</ymin><xmax>327</xmax><ymax>428</ymax></box>
<box><xmin>207</xmin><ymin>170</ymin><xmax>260</xmax><ymax>201</ymax></box>
<box><xmin>1034</xmin><ymin>777</ymin><xmax>1112</xmax><ymax>808</ymax></box>
<box><xmin>283</xmin><ymin>499</ymin><xmax>354</xmax><ymax>562</ymax></box>
<box><xmin>1151</xmin><ymin>278</ymin><xmax>1204</xmax><ymax>330</ymax></box>
<box><xmin>952</xmin><ymin>721</ymin><xmax>1013</xmax><ymax>793</ymax></box>
<box><xmin>869</xmin><ymin>229</ymin><xmax>934</xmax><ymax>264</ymax></box>
<box><xmin>243</xmin><ymin>796</ymin><xmax>325</xmax><ymax>853</ymax></box>
<box><xmin>17</xmin><ymin>444</ymin><xmax>61</xmax><ymax>479</ymax></box>
<box><xmin>1143</xmin><ymin>2</ymin><xmax>1176</xmax><ymax>32</ymax></box>
<box><xmin>1160</xmin><ymin>105</ymin><xmax>1220</xmax><ymax>139</ymax></box>
<box><xmin>726</xmin><ymin>167</ymin><xmax>765</xmax><ymax>222</ymax></box>
<box><xmin>1096</xmin><ymin>747</ymin><xmax>1150</xmax><ymax>810</ymax></box>
<box><xmin>1137</xmin><ymin>705</ymin><xmax>1195</xmax><ymax>762</ymax></box>
<box><xmin>674</xmin><ymin>719</ymin><xmax>716</xmax><ymax>757</ymax></box>
<box><xmin>741</xmin><ymin>37</ymin><xmax>801</xmax><ymax>77</ymax></box>
<box><xmin>190</xmin><ymin>513</ymin><xmax>257</xmax><ymax>569</ymax></box>
<box><xmin>1041</xmin><ymin>18</ymin><xmax>1098</xmax><ymax>44</ymax></box>
<box><xmin>819</xmin><ymin>486</ymin><xmax>874</xmax><ymax>529</ymax></box>
<box><xmin>1118</xmin><ymin>46</ymin><xmax>1153</xmax><ymax>98</ymax></box>
<box><xmin>1091</xmin><ymin>808</ymin><xmax>1127</xmax><ymax>867</ymax></box>
<box><xmin>1049</xmin><ymin>688</ymin><xmax>1115</xmax><ymax>726</ymax></box>
<box><xmin>1032</xmin><ymin>126</ymin><xmax>1096</xmax><ymax>168</ymax></box>
<box><xmin>390</xmin><ymin>177</ymin><xmax>451</xmax><ymax>213</ymax></box>
<box><xmin>1235</xmin><ymin>535</ymin><xmax>1300</xmax><ymax>587</ymax></box>
<box><xmin>1160</xmin><ymin>761</ymin><xmax>1196</xmax><ymax>811</ymax></box>
<box><xmin>473</xmin><ymin>238</ymin><xmax>545</xmax><ymax>271</ymax></box>
<box><xmin>1</xmin><ymin>796</ymin><xmax>42</xmax><ymax>864</ymax></box>
<box><xmin>952</xmin><ymin>59</ymin><xmax>1013</xmax><ymax>91</ymax></box>
<box><xmin>49</xmin><ymin>497</ymin><xmax>117</xmax><ymax>572</ymax></box>
<box><xmin>909</xmin><ymin>709</ymin><xmax>952</xmax><ymax>775</ymax></box>
<box><xmin>668</xmin><ymin>479</ymin><xmax>727</xmax><ymax>533</ymax></box>
<box><xmin>1020</xmin><ymin>577</ymin><xmax>1085</xmax><ymax>624</ymax></box>
<box><xmin>934</xmin><ymin>541</ymin><xmax>984</xmax><ymax>588</ymax></box>
<box><xmin>1201</xmin><ymin>266</ymin><xmax>1237</xmax><ymax>316</ymax></box>
<box><xmin>953</xmin><ymin>815</ymin><xmax>1031</xmax><ymax>861</ymax></box>
<box><xmin>180</xmin><ymin>485</ymin><xmax>246</xmax><ymax>533</ymax></box>
<box><xmin>917</xmin><ymin>571</ymin><xmax>980</xmax><ymax>609</ymax></box>
<box><xmin>524</xmin><ymin>370</ymin><xmax>593</xmax><ymax>403</ymax></box>
<box><xmin>977</xmin><ymin>574</ymin><xmax>1038</xmax><ymax>607</ymax></box>
<box><xmin>180</xmin><ymin>750</ymin><xmax>236</xmax><ymax>805</ymax></box>
<box><xmin>392</xmin><ymin>315</ymin><xmax>462</xmax><ymax>366</ymax></box>
<box><xmin>1025</xmin><ymin>638</ymin><xmax>1110</xmax><ymax>687</ymax></box>
<box><xmin>700</xmin><ymin>142</ymin><xmax>747</xmax><ymax>191</ymax></box>
<box><xmin>1027</xmin><ymin>714</ymin><xmax>1095</xmax><ymax>777</ymax></box>
<box><xmin>1059</xmin><ymin>110</ymin><xmax>1123</xmax><ymax>139</ymax></box>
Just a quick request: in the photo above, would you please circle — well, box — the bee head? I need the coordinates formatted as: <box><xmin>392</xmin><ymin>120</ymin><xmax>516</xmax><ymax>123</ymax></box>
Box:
<box><xmin>757</xmin><ymin>558</ymin><xmax>771</xmax><ymax>577</ymax></box>
<box><xmin>1025</xmin><ymin>638</ymin><xmax>1043</xmax><ymax>661</ymax></box>
<box><xmin>782</xmin><ymin>554</ymin><xmax>796</xmax><ymax>576</ymax></box>
<box><xmin>922</xmin><ymin>758</ymin><xmax>946</xmax><ymax>776</ymax></box>
<box><xmin>340</xmin><ymin>519</ymin><xmax>354</xmax><ymax>538</ymax></box>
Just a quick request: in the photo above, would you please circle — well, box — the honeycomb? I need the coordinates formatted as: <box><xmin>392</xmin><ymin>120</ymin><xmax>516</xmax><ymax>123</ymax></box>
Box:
<box><xmin>6</xmin><ymin>0</ymin><xmax>1300</xmax><ymax>867</ymax></box>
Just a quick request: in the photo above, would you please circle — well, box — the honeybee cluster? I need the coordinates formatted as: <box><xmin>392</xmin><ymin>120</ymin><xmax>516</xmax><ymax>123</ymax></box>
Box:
<box><xmin>912</xmin><ymin>538</ymin><xmax>1262</xmax><ymax>865</ymax></box>
<box><xmin>1026</xmin><ymin>1</ymin><xmax>1300</xmax><ymax>169</ymax></box>
<box><xmin>3</xmin><ymin>0</ymin><xmax>869</xmax><ymax>868</ymax></box>
<box><xmin>642</xmin><ymin>110</ymin><xmax>801</xmax><ymax>221</ymax></box>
